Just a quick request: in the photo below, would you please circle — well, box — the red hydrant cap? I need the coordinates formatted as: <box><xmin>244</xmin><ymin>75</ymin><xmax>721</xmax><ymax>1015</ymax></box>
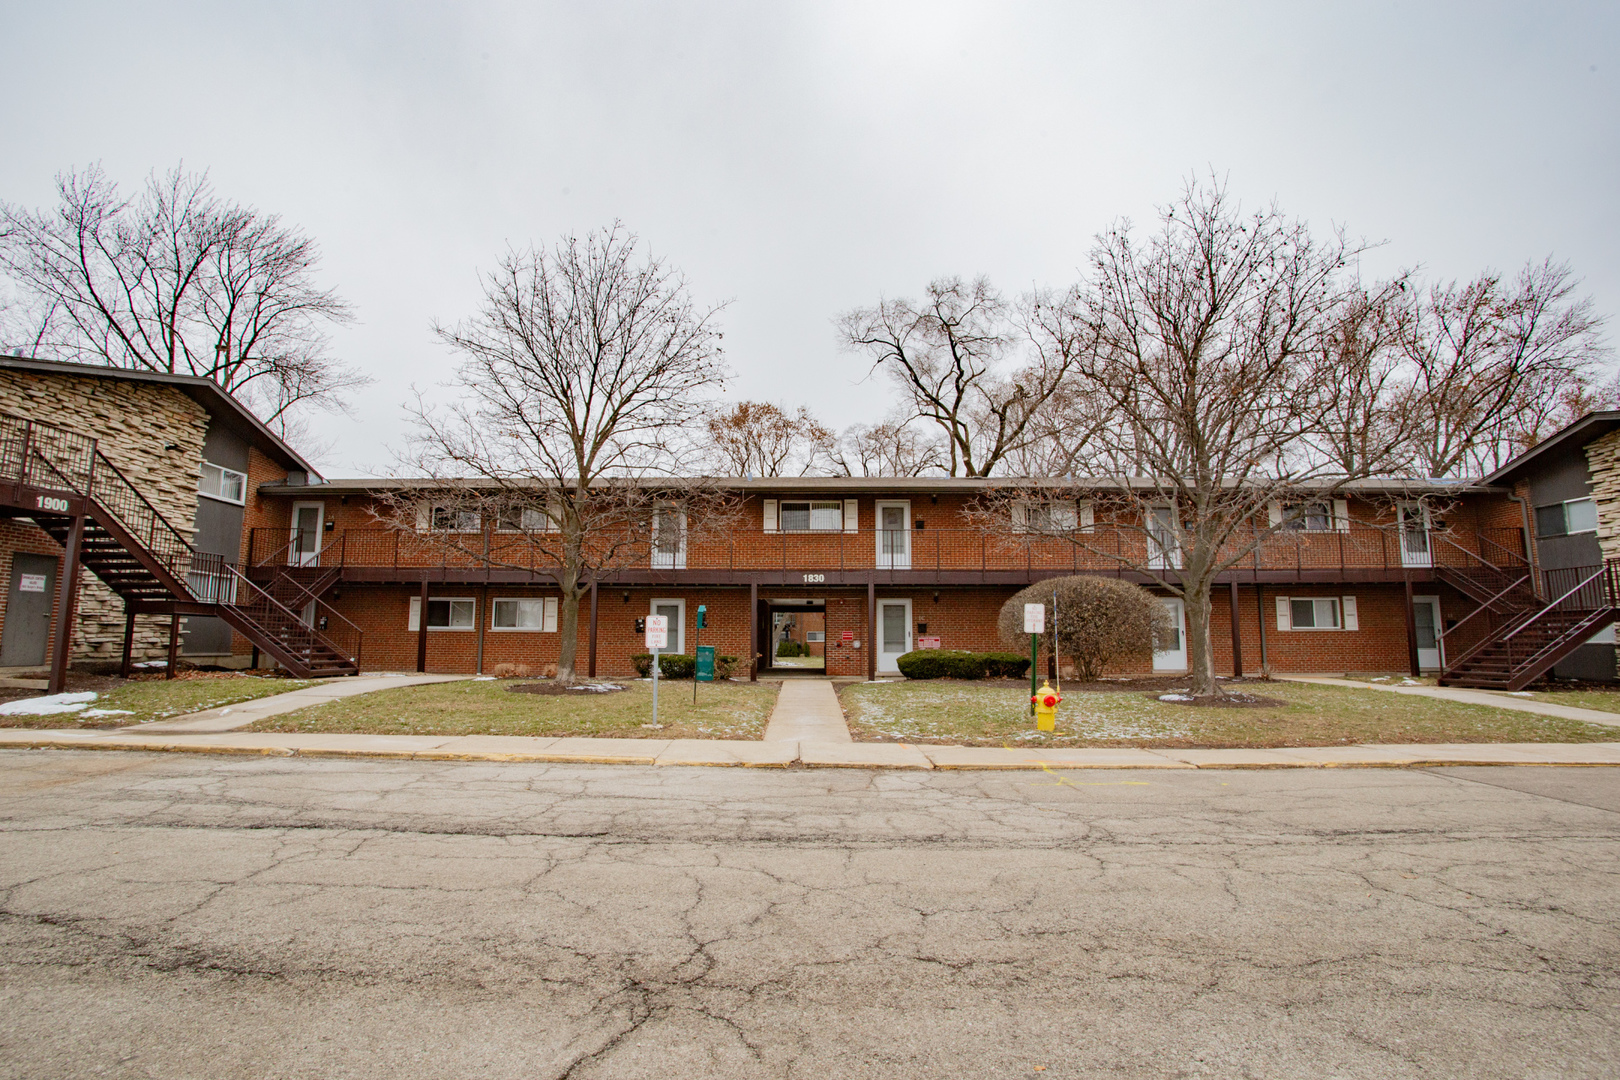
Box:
<box><xmin>1042</xmin><ymin>695</ymin><xmax>1058</xmax><ymax>707</ymax></box>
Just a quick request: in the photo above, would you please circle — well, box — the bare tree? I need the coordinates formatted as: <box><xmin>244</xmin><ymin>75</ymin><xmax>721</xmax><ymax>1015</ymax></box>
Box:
<box><xmin>1394</xmin><ymin>259</ymin><xmax>1609</xmax><ymax>477</ymax></box>
<box><xmin>704</xmin><ymin>401</ymin><xmax>833</xmax><ymax>476</ymax></box>
<box><xmin>395</xmin><ymin>225</ymin><xmax>731</xmax><ymax>683</ymax></box>
<box><xmin>825</xmin><ymin>416</ymin><xmax>945</xmax><ymax>477</ymax></box>
<box><xmin>839</xmin><ymin>277</ymin><xmax>1078</xmax><ymax>476</ymax></box>
<box><xmin>972</xmin><ymin>179</ymin><xmax>1376</xmax><ymax>698</ymax></box>
<box><xmin>0</xmin><ymin>163</ymin><xmax>365</xmax><ymax>428</ymax></box>
<box><xmin>1308</xmin><ymin>280</ymin><xmax>1414</xmax><ymax>476</ymax></box>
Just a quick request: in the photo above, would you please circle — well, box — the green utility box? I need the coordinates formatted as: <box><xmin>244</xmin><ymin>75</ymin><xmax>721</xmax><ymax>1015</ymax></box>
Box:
<box><xmin>695</xmin><ymin>646</ymin><xmax>716</xmax><ymax>682</ymax></box>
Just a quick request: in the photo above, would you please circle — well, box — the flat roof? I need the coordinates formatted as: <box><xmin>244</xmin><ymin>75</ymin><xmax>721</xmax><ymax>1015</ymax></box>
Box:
<box><xmin>262</xmin><ymin>474</ymin><xmax>1485</xmax><ymax>496</ymax></box>
<box><xmin>0</xmin><ymin>354</ymin><xmax>318</xmax><ymax>477</ymax></box>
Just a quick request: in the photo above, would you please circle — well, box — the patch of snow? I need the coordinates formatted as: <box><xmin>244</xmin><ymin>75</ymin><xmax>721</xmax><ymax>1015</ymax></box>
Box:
<box><xmin>1399</xmin><ymin>679</ymin><xmax>1421</xmax><ymax>685</ymax></box>
<box><xmin>1158</xmin><ymin>694</ymin><xmax>1194</xmax><ymax>702</ymax></box>
<box><xmin>0</xmin><ymin>691</ymin><xmax>97</xmax><ymax>715</ymax></box>
<box><xmin>568</xmin><ymin>683</ymin><xmax>620</xmax><ymax>692</ymax></box>
<box><xmin>1371</xmin><ymin>676</ymin><xmax>1390</xmax><ymax>682</ymax></box>
<box><xmin>1509</xmin><ymin>691</ymin><xmax>1535</xmax><ymax>697</ymax></box>
<box><xmin>471</xmin><ymin>676</ymin><xmax>497</xmax><ymax>681</ymax></box>
<box><xmin>80</xmin><ymin>709</ymin><xmax>133</xmax><ymax>718</ymax></box>
<box><xmin>132</xmin><ymin>660</ymin><xmax>168</xmax><ymax>669</ymax></box>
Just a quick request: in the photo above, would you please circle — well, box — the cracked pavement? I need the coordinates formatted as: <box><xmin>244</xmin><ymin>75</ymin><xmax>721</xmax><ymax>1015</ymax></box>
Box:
<box><xmin>0</xmin><ymin>751</ymin><xmax>1616</xmax><ymax>1078</ymax></box>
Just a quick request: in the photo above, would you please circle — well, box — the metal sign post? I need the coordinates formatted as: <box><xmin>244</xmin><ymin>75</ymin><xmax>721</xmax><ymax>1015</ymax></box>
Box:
<box><xmin>645</xmin><ymin>615</ymin><xmax>668</xmax><ymax>726</ymax></box>
<box><xmin>1024</xmin><ymin>603</ymin><xmax>1045</xmax><ymax>716</ymax></box>
<box><xmin>692</xmin><ymin>604</ymin><xmax>707</xmax><ymax>704</ymax></box>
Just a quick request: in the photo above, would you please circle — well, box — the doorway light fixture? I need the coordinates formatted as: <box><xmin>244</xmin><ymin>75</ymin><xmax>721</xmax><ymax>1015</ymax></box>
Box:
<box><xmin>622</xmin><ymin>592</ymin><xmax>630</xmax><ymax>603</ymax></box>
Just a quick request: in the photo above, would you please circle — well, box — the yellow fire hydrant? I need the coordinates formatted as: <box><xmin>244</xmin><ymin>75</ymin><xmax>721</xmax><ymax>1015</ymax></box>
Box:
<box><xmin>1032</xmin><ymin>680</ymin><xmax>1062</xmax><ymax>732</ymax></box>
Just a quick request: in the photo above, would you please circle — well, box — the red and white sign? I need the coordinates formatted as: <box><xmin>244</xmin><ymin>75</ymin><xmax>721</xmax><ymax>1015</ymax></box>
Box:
<box><xmin>1023</xmin><ymin>603</ymin><xmax>1045</xmax><ymax>634</ymax></box>
<box><xmin>645</xmin><ymin>614</ymin><xmax>668</xmax><ymax>650</ymax></box>
<box><xmin>916</xmin><ymin>636</ymin><xmax>941</xmax><ymax>650</ymax></box>
<box><xmin>841</xmin><ymin>630</ymin><xmax>854</xmax><ymax>643</ymax></box>
<box><xmin>17</xmin><ymin>574</ymin><xmax>46</xmax><ymax>593</ymax></box>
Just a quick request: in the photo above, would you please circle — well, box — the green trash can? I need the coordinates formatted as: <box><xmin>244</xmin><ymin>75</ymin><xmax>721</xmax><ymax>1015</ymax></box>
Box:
<box><xmin>695</xmin><ymin>645</ymin><xmax>716</xmax><ymax>682</ymax></box>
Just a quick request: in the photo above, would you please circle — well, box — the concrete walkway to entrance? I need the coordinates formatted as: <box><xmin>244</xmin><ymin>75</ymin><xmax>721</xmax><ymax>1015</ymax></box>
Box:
<box><xmin>1284</xmin><ymin>676</ymin><xmax>1620</xmax><ymax>727</ymax></box>
<box><xmin>128</xmin><ymin>674</ymin><xmax>470</xmax><ymax>733</ymax></box>
<box><xmin>762</xmin><ymin>680</ymin><xmax>852</xmax><ymax>743</ymax></box>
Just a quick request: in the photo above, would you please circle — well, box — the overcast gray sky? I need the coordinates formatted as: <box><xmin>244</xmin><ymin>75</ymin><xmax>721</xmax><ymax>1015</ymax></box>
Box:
<box><xmin>3</xmin><ymin>1</ymin><xmax>1616</xmax><ymax>477</ymax></box>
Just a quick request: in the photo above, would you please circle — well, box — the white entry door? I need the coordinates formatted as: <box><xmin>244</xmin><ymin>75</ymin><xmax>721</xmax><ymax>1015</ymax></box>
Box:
<box><xmin>1153</xmin><ymin>598</ymin><xmax>1187</xmax><ymax>672</ymax></box>
<box><xmin>1398</xmin><ymin>502</ymin><xmax>1432</xmax><ymax>568</ymax></box>
<box><xmin>877</xmin><ymin>598</ymin><xmax>913</xmax><ymax>673</ymax></box>
<box><xmin>876</xmin><ymin>501</ymin><xmax>911</xmax><ymax>570</ymax></box>
<box><xmin>650</xmin><ymin>599</ymin><xmax>685</xmax><ymax>655</ymax></box>
<box><xmin>290</xmin><ymin>502</ymin><xmax>324</xmax><ymax>566</ymax></box>
<box><xmin>1413</xmin><ymin>595</ymin><xmax>1443</xmax><ymax>670</ymax></box>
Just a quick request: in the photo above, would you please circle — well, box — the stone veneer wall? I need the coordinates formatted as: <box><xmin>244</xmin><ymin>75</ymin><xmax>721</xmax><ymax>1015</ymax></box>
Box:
<box><xmin>1584</xmin><ymin>429</ymin><xmax>1620</xmax><ymax>564</ymax></box>
<box><xmin>0</xmin><ymin>370</ymin><xmax>209</xmax><ymax>663</ymax></box>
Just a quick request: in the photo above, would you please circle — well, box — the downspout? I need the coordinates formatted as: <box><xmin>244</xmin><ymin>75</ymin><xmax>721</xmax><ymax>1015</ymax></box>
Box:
<box><xmin>1506</xmin><ymin>491</ymin><xmax>1538</xmax><ymax>597</ymax></box>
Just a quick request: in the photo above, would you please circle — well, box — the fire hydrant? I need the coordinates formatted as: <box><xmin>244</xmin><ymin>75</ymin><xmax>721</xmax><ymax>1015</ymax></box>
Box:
<box><xmin>1032</xmin><ymin>680</ymin><xmax>1062</xmax><ymax>732</ymax></box>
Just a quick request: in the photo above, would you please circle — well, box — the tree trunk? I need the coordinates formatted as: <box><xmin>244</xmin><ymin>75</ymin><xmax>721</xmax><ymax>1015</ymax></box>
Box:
<box><xmin>1183</xmin><ymin>580</ymin><xmax>1218</xmax><ymax>697</ymax></box>
<box><xmin>556</xmin><ymin>585</ymin><xmax>582</xmax><ymax>685</ymax></box>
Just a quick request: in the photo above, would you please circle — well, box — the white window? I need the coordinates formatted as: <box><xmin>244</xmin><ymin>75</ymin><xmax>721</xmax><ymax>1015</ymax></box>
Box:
<box><xmin>1537</xmin><ymin>497</ymin><xmax>1598</xmax><ymax>537</ymax></box>
<box><xmin>1282</xmin><ymin>501</ymin><xmax>1332</xmax><ymax>532</ymax></box>
<box><xmin>496</xmin><ymin>505</ymin><xmax>557</xmax><ymax>533</ymax></box>
<box><xmin>428</xmin><ymin>506</ymin><xmax>481</xmax><ymax>532</ymax></box>
<box><xmin>1276</xmin><ymin>595</ymin><xmax>1359</xmax><ymax>631</ymax></box>
<box><xmin>1148</xmin><ymin>506</ymin><xmax>1180</xmax><ymax>569</ymax></box>
<box><xmin>1015</xmin><ymin>501</ymin><xmax>1087</xmax><ymax>532</ymax></box>
<box><xmin>199</xmin><ymin>462</ymin><xmax>247</xmax><ymax>505</ymax></box>
<box><xmin>778</xmin><ymin>501</ymin><xmax>844</xmax><ymax>532</ymax></box>
<box><xmin>491</xmin><ymin>597</ymin><xmax>558</xmax><ymax>631</ymax></box>
<box><xmin>805</xmin><ymin>630</ymin><xmax>824</xmax><ymax>642</ymax></box>
<box><xmin>408</xmin><ymin>597</ymin><xmax>476</xmax><ymax>630</ymax></box>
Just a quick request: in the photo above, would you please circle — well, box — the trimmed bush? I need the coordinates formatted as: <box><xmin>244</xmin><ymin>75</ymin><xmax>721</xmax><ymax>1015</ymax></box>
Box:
<box><xmin>714</xmin><ymin>654</ymin><xmax>739</xmax><ymax>679</ymax></box>
<box><xmin>630</xmin><ymin>653</ymin><xmax>697</xmax><ymax>679</ymax></box>
<box><xmin>776</xmin><ymin>640</ymin><xmax>807</xmax><ymax>657</ymax></box>
<box><xmin>896</xmin><ymin>649</ymin><xmax>1032</xmax><ymax>680</ymax></box>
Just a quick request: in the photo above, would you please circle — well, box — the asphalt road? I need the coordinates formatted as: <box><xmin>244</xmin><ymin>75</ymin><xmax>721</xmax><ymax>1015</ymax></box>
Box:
<box><xmin>0</xmin><ymin>751</ymin><xmax>1616</xmax><ymax>1079</ymax></box>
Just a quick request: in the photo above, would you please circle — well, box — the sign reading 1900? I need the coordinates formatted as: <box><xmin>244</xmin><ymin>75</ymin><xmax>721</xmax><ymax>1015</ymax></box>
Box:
<box><xmin>34</xmin><ymin>495</ymin><xmax>69</xmax><ymax>513</ymax></box>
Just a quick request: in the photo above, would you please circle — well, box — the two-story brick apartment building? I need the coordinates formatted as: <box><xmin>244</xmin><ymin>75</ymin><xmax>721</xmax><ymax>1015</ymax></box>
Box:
<box><xmin>6</xmin><ymin>353</ymin><xmax>1614</xmax><ymax>693</ymax></box>
<box><xmin>238</xmin><ymin>474</ymin><xmax>1554</xmax><ymax>684</ymax></box>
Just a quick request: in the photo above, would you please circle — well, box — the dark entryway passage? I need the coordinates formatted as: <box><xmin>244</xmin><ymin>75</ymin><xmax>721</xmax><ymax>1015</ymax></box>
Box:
<box><xmin>757</xmin><ymin>598</ymin><xmax>827</xmax><ymax>674</ymax></box>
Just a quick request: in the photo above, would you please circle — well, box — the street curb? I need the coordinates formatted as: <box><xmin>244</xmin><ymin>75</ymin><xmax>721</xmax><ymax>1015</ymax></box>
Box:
<box><xmin>2</xmin><ymin>735</ymin><xmax>1618</xmax><ymax>769</ymax></box>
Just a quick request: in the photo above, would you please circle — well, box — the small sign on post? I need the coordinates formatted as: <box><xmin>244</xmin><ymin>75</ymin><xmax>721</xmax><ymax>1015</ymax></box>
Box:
<box><xmin>1023</xmin><ymin>603</ymin><xmax>1045</xmax><ymax>715</ymax></box>
<box><xmin>645</xmin><ymin>615</ymin><xmax>668</xmax><ymax>726</ymax></box>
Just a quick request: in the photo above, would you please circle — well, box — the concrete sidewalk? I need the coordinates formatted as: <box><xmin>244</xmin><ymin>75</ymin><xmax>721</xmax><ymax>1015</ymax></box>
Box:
<box><xmin>1285</xmin><ymin>676</ymin><xmax>1620</xmax><ymax>726</ymax></box>
<box><xmin>129</xmin><ymin>674</ymin><xmax>470</xmax><ymax>733</ymax></box>
<box><xmin>762</xmin><ymin>680</ymin><xmax>852</xmax><ymax>743</ymax></box>
<box><xmin>1</xmin><ymin>726</ymin><xmax>1616</xmax><ymax>769</ymax></box>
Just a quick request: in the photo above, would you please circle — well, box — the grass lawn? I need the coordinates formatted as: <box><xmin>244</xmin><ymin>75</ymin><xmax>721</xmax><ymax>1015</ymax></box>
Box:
<box><xmin>839</xmin><ymin>679</ymin><xmax>1620</xmax><ymax>748</ymax></box>
<box><xmin>1517</xmin><ymin>688</ymin><xmax>1620</xmax><ymax>714</ymax></box>
<box><xmin>0</xmin><ymin>673</ymin><xmax>316</xmax><ymax>729</ymax></box>
<box><xmin>247</xmin><ymin>678</ymin><xmax>778</xmax><ymax>739</ymax></box>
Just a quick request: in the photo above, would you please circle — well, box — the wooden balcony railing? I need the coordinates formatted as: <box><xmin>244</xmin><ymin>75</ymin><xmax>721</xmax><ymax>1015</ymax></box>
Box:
<box><xmin>248</xmin><ymin>523</ymin><xmax>1530</xmax><ymax>580</ymax></box>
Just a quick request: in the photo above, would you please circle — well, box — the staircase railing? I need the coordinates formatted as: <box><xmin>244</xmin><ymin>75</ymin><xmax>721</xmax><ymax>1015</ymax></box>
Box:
<box><xmin>264</xmin><ymin>568</ymin><xmax>363</xmax><ymax>668</ymax></box>
<box><xmin>0</xmin><ymin>414</ymin><xmax>358</xmax><ymax>670</ymax></box>
<box><xmin>1443</xmin><ymin>560</ymin><xmax>1620</xmax><ymax>681</ymax></box>
<box><xmin>85</xmin><ymin>448</ymin><xmax>360</xmax><ymax>665</ymax></box>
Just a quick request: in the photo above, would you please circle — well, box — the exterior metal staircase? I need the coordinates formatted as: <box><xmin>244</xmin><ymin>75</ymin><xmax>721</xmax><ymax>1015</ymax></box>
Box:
<box><xmin>0</xmin><ymin>415</ymin><xmax>360</xmax><ymax>678</ymax></box>
<box><xmin>1435</xmin><ymin>533</ymin><xmax>1619</xmax><ymax>690</ymax></box>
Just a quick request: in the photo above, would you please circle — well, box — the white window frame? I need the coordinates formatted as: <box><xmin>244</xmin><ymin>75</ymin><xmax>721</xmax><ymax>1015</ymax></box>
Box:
<box><xmin>805</xmin><ymin>630</ymin><xmax>824</xmax><ymax>643</ymax></box>
<box><xmin>418</xmin><ymin>505</ymin><xmax>482</xmax><ymax>533</ymax></box>
<box><xmin>776</xmin><ymin>500</ymin><xmax>845</xmax><ymax>533</ymax></box>
<box><xmin>199</xmin><ymin>461</ymin><xmax>247</xmax><ymax>505</ymax></box>
<box><xmin>409</xmin><ymin>596</ymin><xmax>477</xmax><ymax>631</ymax></box>
<box><xmin>490</xmin><ymin>596</ymin><xmax>559</xmax><ymax>632</ymax></box>
<box><xmin>495</xmin><ymin>503</ymin><xmax>560</xmax><ymax>534</ymax></box>
<box><xmin>1537</xmin><ymin>497</ymin><xmax>1598</xmax><ymax>538</ymax></box>
<box><xmin>1275</xmin><ymin>595</ymin><xmax>1359</xmax><ymax>631</ymax></box>
<box><xmin>1013</xmin><ymin>500</ymin><xmax>1089</xmax><ymax>533</ymax></box>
